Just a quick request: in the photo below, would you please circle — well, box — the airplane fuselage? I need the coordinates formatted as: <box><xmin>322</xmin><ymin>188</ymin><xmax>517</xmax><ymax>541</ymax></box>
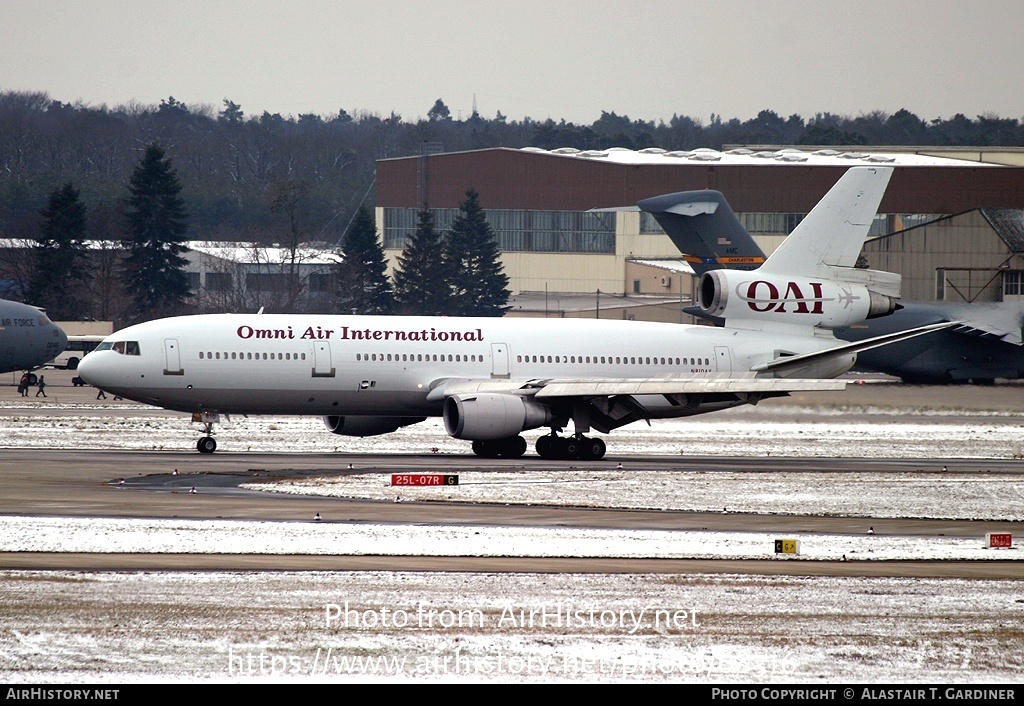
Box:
<box><xmin>79</xmin><ymin>313</ymin><xmax>843</xmax><ymax>419</ymax></box>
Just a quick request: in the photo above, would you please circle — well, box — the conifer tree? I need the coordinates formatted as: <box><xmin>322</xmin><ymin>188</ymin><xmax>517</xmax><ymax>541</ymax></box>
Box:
<box><xmin>445</xmin><ymin>189</ymin><xmax>510</xmax><ymax>317</ymax></box>
<box><xmin>392</xmin><ymin>208</ymin><xmax>452</xmax><ymax>315</ymax></box>
<box><xmin>122</xmin><ymin>143</ymin><xmax>191</xmax><ymax>319</ymax></box>
<box><xmin>27</xmin><ymin>182</ymin><xmax>90</xmax><ymax>319</ymax></box>
<box><xmin>335</xmin><ymin>206</ymin><xmax>395</xmax><ymax>314</ymax></box>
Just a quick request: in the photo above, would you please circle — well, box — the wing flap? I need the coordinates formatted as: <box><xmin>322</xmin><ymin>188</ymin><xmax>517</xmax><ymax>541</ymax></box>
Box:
<box><xmin>534</xmin><ymin>378</ymin><xmax>846</xmax><ymax>398</ymax></box>
<box><xmin>428</xmin><ymin>376</ymin><xmax>847</xmax><ymax>401</ymax></box>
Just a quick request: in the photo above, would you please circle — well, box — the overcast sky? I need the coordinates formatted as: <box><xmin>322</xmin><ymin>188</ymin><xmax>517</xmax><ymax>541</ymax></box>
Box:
<box><xmin>2</xmin><ymin>0</ymin><xmax>1022</xmax><ymax>124</ymax></box>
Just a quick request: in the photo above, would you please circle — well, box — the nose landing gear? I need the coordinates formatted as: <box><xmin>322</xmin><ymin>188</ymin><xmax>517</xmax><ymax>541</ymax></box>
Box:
<box><xmin>192</xmin><ymin>411</ymin><xmax>220</xmax><ymax>454</ymax></box>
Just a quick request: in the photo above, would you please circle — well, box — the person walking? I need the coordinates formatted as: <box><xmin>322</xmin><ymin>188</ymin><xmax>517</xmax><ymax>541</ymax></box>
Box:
<box><xmin>17</xmin><ymin>374</ymin><xmax>28</xmax><ymax>396</ymax></box>
<box><xmin>35</xmin><ymin>375</ymin><xmax>46</xmax><ymax>397</ymax></box>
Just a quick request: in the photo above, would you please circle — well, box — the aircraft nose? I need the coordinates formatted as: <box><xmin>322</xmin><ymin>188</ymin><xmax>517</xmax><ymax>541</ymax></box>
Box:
<box><xmin>76</xmin><ymin>350</ymin><xmax>110</xmax><ymax>387</ymax></box>
<box><xmin>53</xmin><ymin>325</ymin><xmax>68</xmax><ymax>353</ymax></box>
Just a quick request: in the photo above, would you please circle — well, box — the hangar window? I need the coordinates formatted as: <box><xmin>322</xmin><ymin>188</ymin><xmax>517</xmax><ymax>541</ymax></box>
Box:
<box><xmin>384</xmin><ymin>207</ymin><xmax>615</xmax><ymax>254</ymax></box>
<box><xmin>205</xmin><ymin>272</ymin><xmax>232</xmax><ymax>291</ymax></box>
<box><xmin>739</xmin><ymin>212</ymin><xmax>806</xmax><ymax>234</ymax></box>
<box><xmin>1004</xmin><ymin>271</ymin><xmax>1024</xmax><ymax>299</ymax></box>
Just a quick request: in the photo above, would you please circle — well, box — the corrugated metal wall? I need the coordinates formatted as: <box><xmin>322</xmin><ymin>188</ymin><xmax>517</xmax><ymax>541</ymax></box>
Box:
<box><xmin>863</xmin><ymin>211</ymin><xmax>1024</xmax><ymax>302</ymax></box>
<box><xmin>378</xmin><ymin>149</ymin><xmax>1024</xmax><ymax>212</ymax></box>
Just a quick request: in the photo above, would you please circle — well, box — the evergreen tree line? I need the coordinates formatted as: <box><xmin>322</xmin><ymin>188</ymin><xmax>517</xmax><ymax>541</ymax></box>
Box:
<box><xmin>23</xmin><ymin>142</ymin><xmax>510</xmax><ymax>325</ymax></box>
<box><xmin>21</xmin><ymin>143</ymin><xmax>194</xmax><ymax>323</ymax></box>
<box><xmin>338</xmin><ymin>188</ymin><xmax>510</xmax><ymax>318</ymax></box>
<box><xmin>6</xmin><ymin>90</ymin><xmax>1020</xmax><ymax>324</ymax></box>
<box><xmin>1</xmin><ymin>89</ymin><xmax>1022</xmax><ymax>248</ymax></box>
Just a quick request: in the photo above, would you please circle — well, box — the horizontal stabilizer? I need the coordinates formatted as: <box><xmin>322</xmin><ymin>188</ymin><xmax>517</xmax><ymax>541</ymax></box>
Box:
<box><xmin>751</xmin><ymin>321</ymin><xmax>956</xmax><ymax>377</ymax></box>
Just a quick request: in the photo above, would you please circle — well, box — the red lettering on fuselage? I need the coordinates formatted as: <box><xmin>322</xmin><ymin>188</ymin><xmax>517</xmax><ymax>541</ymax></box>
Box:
<box><xmin>745</xmin><ymin>281</ymin><xmax>779</xmax><ymax>313</ymax></box>
<box><xmin>743</xmin><ymin>280</ymin><xmax>825</xmax><ymax>315</ymax></box>
<box><xmin>236</xmin><ymin>325</ymin><xmax>295</xmax><ymax>339</ymax></box>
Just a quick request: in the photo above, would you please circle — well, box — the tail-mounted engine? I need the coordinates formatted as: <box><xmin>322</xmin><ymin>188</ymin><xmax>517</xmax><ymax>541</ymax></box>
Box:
<box><xmin>698</xmin><ymin>270</ymin><xmax>899</xmax><ymax>329</ymax></box>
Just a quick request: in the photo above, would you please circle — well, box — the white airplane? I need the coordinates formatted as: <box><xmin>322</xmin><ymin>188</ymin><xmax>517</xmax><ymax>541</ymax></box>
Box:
<box><xmin>78</xmin><ymin>167</ymin><xmax>949</xmax><ymax>459</ymax></box>
<box><xmin>0</xmin><ymin>299</ymin><xmax>67</xmax><ymax>374</ymax></box>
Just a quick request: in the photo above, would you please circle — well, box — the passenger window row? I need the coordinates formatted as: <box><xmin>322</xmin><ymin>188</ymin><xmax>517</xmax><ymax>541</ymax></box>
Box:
<box><xmin>356</xmin><ymin>353</ymin><xmax>482</xmax><ymax>363</ymax></box>
<box><xmin>199</xmin><ymin>351</ymin><xmax>308</xmax><ymax>361</ymax></box>
<box><xmin>516</xmin><ymin>355</ymin><xmax>710</xmax><ymax>366</ymax></box>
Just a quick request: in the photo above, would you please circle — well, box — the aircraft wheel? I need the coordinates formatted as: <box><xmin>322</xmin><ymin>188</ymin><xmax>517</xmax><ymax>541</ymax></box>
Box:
<box><xmin>197</xmin><ymin>436</ymin><xmax>217</xmax><ymax>454</ymax></box>
<box><xmin>536</xmin><ymin>435</ymin><xmax>555</xmax><ymax>460</ymax></box>
<box><xmin>580</xmin><ymin>437</ymin><xmax>606</xmax><ymax>460</ymax></box>
<box><xmin>501</xmin><ymin>436</ymin><xmax>527</xmax><ymax>458</ymax></box>
<box><xmin>563</xmin><ymin>438</ymin><xmax>580</xmax><ymax>459</ymax></box>
<box><xmin>472</xmin><ymin>440</ymin><xmax>492</xmax><ymax>458</ymax></box>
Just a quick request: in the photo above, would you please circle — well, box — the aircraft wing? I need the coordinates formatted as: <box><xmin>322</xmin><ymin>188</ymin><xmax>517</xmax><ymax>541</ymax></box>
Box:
<box><xmin>426</xmin><ymin>375</ymin><xmax>846</xmax><ymax>402</ymax></box>
<box><xmin>428</xmin><ymin>322</ymin><xmax>956</xmax><ymax>402</ymax></box>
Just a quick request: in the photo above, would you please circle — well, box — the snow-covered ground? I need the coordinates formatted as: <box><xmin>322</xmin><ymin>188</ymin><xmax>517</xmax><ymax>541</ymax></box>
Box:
<box><xmin>0</xmin><ymin>514</ymin><xmax>1018</xmax><ymax>561</ymax></box>
<box><xmin>2</xmin><ymin>571</ymin><xmax>1022</xmax><ymax>683</ymax></box>
<box><xmin>1</xmin><ymin>395</ymin><xmax>1023</xmax><ymax>682</ymax></box>
<box><xmin>247</xmin><ymin>468</ymin><xmax>1024</xmax><ymax>522</ymax></box>
<box><xmin>3</xmin><ymin>401</ymin><xmax>1024</xmax><ymax>458</ymax></box>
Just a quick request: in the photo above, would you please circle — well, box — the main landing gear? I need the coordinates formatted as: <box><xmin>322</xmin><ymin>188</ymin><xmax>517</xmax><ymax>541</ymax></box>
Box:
<box><xmin>471</xmin><ymin>436</ymin><xmax>528</xmax><ymax>459</ymax></box>
<box><xmin>535</xmin><ymin>432</ymin><xmax>606</xmax><ymax>461</ymax></box>
<box><xmin>469</xmin><ymin>433</ymin><xmax>607</xmax><ymax>460</ymax></box>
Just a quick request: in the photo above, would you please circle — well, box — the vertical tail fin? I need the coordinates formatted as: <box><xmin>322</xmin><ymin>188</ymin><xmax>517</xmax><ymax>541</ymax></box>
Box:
<box><xmin>637</xmin><ymin>190</ymin><xmax>765</xmax><ymax>276</ymax></box>
<box><xmin>759</xmin><ymin>166</ymin><xmax>893</xmax><ymax>277</ymax></box>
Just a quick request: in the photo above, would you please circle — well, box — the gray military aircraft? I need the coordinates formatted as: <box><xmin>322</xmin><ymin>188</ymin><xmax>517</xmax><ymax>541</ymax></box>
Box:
<box><xmin>0</xmin><ymin>299</ymin><xmax>68</xmax><ymax>374</ymax></box>
<box><xmin>637</xmin><ymin>188</ymin><xmax>1024</xmax><ymax>383</ymax></box>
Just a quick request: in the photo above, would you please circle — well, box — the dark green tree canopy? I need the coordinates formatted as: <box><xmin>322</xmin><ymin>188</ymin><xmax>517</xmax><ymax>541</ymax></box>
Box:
<box><xmin>392</xmin><ymin>209</ymin><xmax>453</xmax><ymax>315</ymax></box>
<box><xmin>444</xmin><ymin>188</ymin><xmax>510</xmax><ymax>317</ymax></box>
<box><xmin>427</xmin><ymin>99</ymin><xmax>451</xmax><ymax>122</ymax></box>
<box><xmin>122</xmin><ymin>143</ymin><xmax>191</xmax><ymax>320</ymax></box>
<box><xmin>335</xmin><ymin>205</ymin><xmax>395</xmax><ymax>314</ymax></box>
<box><xmin>26</xmin><ymin>182</ymin><xmax>90</xmax><ymax>319</ymax></box>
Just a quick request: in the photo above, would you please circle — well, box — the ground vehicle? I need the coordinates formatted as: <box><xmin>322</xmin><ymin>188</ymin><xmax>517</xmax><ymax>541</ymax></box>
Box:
<box><xmin>52</xmin><ymin>337</ymin><xmax>103</xmax><ymax>370</ymax></box>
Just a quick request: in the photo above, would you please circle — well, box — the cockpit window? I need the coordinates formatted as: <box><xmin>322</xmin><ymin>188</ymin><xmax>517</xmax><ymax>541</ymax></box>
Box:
<box><xmin>95</xmin><ymin>342</ymin><xmax>113</xmax><ymax>352</ymax></box>
<box><xmin>111</xmin><ymin>341</ymin><xmax>141</xmax><ymax>355</ymax></box>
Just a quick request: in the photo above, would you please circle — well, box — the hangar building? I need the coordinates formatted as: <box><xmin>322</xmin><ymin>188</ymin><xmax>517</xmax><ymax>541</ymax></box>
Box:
<box><xmin>375</xmin><ymin>146</ymin><xmax>1024</xmax><ymax>317</ymax></box>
